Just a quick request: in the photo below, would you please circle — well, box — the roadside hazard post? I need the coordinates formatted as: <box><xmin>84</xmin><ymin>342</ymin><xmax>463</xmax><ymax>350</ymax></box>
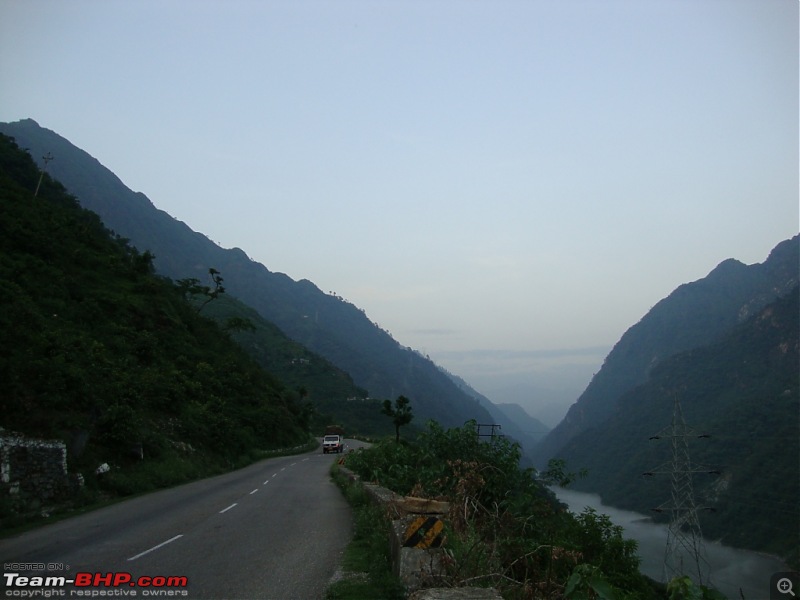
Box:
<box><xmin>389</xmin><ymin>496</ymin><xmax>450</xmax><ymax>590</ymax></box>
<box><xmin>338</xmin><ymin>466</ymin><xmax>502</xmax><ymax>598</ymax></box>
<box><xmin>403</xmin><ymin>515</ymin><xmax>445</xmax><ymax>549</ymax></box>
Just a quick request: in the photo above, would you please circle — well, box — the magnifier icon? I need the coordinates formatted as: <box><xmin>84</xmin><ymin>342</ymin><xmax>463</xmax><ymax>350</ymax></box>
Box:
<box><xmin>778</xmin><ymin>578</ymin><xmax>796</xmax><ymax>596</ymax></box>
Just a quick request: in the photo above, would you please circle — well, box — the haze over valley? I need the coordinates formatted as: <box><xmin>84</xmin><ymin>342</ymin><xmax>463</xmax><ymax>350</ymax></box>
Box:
<box><xmin>2</xmin><ymin>1</ymin><xmax>796</xmax><ymax>423</ymax></box>
<box><xmin>3</xmin><ymin>119</ymin><xmax>797</xmax><ymax>570</ymax></box>
<box><xmin>1</xmin><ymin>1</ymin><xmax>798</xmax><ymax>590</ymax></box>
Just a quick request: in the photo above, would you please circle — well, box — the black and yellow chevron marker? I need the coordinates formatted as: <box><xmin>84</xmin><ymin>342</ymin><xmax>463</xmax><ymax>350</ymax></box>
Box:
<box><xmin>402</xmin><ymin>515</ymin><xmax>444</xmax><ymax>548</ymax></box>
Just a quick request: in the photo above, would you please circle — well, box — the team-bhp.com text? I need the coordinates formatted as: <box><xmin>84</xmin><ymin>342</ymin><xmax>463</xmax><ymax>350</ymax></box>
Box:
<box><xmin>4</xmin><ymin>572</ymin><xmax>189</xmax><ymax>597</ymax></box>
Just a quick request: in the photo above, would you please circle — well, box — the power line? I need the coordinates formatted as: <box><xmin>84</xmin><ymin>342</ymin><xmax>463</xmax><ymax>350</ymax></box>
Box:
<box><xmin>475</xmin><ymin>423</ymin><xmax>502</xmax><ymax>441</ymax></box>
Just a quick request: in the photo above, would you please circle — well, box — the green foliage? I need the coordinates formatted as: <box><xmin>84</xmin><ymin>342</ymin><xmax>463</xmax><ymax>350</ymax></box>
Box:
<box><xmin>0</xmin><ymin>133</ymin><xmax>311</xmax><ymax>525</ymax></box>
<box><xmin>540</xmin><ymin>458</ymin><xmax>588</xmax><ymax>488</ymax></box>
<box><xmin>381</xmin><ymin>395</ymin><xmax>414</xmax><ymax>441</ymax></box>
<box><xmin>564</xmin><ymin>564</ymin><xmax>617</xmax><ymax>599</ymax></box>
<box><xmin>567</xmin><ymin>509</ymin><xmax>642</xmax><ymax>593</ymax></box>
<box><xmin>222</xmin><ymin>316</ymin><xmax>256</xmax><ymax>333</ymax></box>
<box><xmin>666</xmin><ymin>576</ymin><xmax>726</xmax><ymax>600</ymax></box>
<box><xmin>176</xmin><ymin>268</ymin><xmax>225</xmax><ymax>313</ymax></box>
<box><xmin>197</xmin><ymin>294</ymin><xmax>386</xmax><ymax>437</ymax></box>
<box><xmin>328</xmin><ymin>468</ymin><xmax>405</xmax><ymax>600</ymax></box>
<box><xmin>344</xmin><ymin>421</ymin><xmax>657</xmax><ymax>598</ymax></box>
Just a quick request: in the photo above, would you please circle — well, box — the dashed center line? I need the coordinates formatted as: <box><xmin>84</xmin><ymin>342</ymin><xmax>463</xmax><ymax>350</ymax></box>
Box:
<box><xmin>128</xmin><ymin>534</ymin><xmax>183</xmax><ymax>561</ymax></box>
<box><xmin>125</xmin><ymin>458</ymin><xmax>309</xmax><ymax>566</ymax></box>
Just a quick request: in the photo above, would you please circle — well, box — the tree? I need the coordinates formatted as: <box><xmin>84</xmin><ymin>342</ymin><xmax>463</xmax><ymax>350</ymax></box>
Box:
<box><xmin>382</xmin><ymin>395</ymin><xmax>413</xmax><ymax>442</ymax></box>
<box><xmin>223</xmin><ymin>316</ymin><xmax>256</xmax><ymax>334</ymax></box>
<box><xmin>539</xmin><ymin>458</ymin><xmax>588</xmax><ymax>487</ymax></box>
<box><xmin>176</xmin><ymin>268</ymin><xmax>225</xmax><ymax>313</ymax></box>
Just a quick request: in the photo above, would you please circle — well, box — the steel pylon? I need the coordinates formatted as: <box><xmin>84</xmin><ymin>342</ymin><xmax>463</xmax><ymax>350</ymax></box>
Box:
<box><xmin>644</xmin><ymin>395</ymin><xmax>717</xmax><ymax>586</ymax></box>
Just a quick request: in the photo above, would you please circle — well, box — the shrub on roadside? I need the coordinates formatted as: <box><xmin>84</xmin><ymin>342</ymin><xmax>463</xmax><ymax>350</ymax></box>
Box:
<box><xmin>344</xmin><ymin>420</ymin><xmax>659</xmax><ymax>599</ymax></box>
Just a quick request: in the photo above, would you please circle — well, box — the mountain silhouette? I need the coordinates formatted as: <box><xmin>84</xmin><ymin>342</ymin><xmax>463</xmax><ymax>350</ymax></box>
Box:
<box><xmin>534</xmin><ymin>234</ymin><xmax>799</xmax><ymax>467</ymax></box>
<box><xmin>0</xmin><ymin>118</ymin><xmax>494</xmax><ymax>429</ymax></box>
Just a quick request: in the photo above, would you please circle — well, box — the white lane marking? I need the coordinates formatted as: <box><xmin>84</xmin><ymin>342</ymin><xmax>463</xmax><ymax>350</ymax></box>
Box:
<box><xmin>280</xmin><ymin>467</ymin><xmax>286</xmax><ymax>472</ymax></box>
<box><xmin>127</xmin><ymin>534</ymin><xmax>183</xmax><ymax>561</ymax></box>
<box><xmin>220</xmin><ymin>503</ymin><xmax>238</xmax><ymax>514</ymax></box>
<box><xmin>302</xmin><ymin>458</ymin><xmax>309</xmax><ymax>462</ymax></box>
<box><xmin>291</xmin><ymin>463</ymin><xmax>296</xmax><ymax>467</ymax></box>
<box><xmin>263</xmin><ymin>480</ymin><xmax>269</xmax><ymax>485</ymax></box>
<box><xmin>250</xmin><ymin>489</ymin><xmax>259</xmax><ymax>495</ymax></box>
<box><xmin>272</xmin><ymin>473</ymin><xmax>278</xmax><ymax>478</ymax></box>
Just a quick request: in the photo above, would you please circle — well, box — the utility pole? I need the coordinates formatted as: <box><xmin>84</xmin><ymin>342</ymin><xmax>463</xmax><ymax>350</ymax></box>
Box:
<box><xmin>34</xmin><ymin>152</ymin><xmax>54</xmax><ymax>198</ymax></box>
<box><xmin>643</xmin><ymin>395</ymin><xmax>718</xmax><ymax>587</ymax></box>
<box><xmin>476</xmin><ymin>423</ymin><xmax>501</xmax><ymax>441</ymax></box>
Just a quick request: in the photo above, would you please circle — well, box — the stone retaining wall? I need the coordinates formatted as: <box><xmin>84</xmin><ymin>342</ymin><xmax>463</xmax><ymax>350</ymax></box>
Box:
<box><xmin>0</xmin><ymin>431</ymin><xmax>70</xmax><ymax>503</ymax></box>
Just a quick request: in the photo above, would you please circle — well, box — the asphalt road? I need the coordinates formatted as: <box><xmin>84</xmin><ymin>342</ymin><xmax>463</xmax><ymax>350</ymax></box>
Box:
<box><xmin>0</xmin><ymin>442</ymin><xmax>357</xmax><ymax>599</ymax></box>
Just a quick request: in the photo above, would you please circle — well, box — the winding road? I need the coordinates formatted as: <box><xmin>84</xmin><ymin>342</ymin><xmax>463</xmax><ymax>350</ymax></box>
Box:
<box><xmin>0</xmin><ymin>443</ymin><xmax>356</xmax><ymax>599</ymax></box>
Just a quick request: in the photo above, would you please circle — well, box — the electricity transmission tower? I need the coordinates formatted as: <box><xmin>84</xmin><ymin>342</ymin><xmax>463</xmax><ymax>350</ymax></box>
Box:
<box><xmin>644</xmin><ymin>395</ymin><xmax>719</xmax><ymax>586</ymax></box>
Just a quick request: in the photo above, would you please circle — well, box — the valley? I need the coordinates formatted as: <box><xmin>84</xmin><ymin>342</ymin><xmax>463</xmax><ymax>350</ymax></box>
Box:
<box><xmin>1</xmin><ymin>118</ymin><xmax>797</xmax><ymax>583</ymax></box>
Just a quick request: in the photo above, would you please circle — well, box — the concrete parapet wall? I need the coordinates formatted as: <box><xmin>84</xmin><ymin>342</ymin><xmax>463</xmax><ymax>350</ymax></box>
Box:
<box><xmin>408</xmin><ymin>588</ymin><xmax>503</xmax><ymax>600</ymax></box>
<box><xmin>338</xmin><ymin>465</ymin><xmax>500</xmax><ymax>598</ymax></box>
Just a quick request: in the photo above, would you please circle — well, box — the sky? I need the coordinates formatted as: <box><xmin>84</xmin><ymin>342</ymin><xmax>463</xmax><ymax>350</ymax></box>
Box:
<box><xmin>1</xmin><ymin>0</ymin><xmax>798</xmax><ymax>424</ymax></box>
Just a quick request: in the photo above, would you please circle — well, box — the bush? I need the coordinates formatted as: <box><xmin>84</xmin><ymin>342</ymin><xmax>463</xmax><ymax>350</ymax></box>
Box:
<box><xmin>344</xmin><ymin>420</ymin><xmax>658</xmax><ymax>599</ymax></box>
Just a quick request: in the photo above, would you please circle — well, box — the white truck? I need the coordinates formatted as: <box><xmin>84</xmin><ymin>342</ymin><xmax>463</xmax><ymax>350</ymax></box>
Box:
<box><xmin>322</xmin><ymin>434</ymin><xmax>344</xmax><ymax>454</ymax></box>
<box><xmin>322</xmin><ymin>426</ymin><xmax>345</xmax><ymax>453</ymax></box>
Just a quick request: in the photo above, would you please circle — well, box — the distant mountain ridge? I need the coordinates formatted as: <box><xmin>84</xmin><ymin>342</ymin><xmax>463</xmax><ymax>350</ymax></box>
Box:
<box><xmin>441</xmin><ymin>368</ymin><xmax>550</xmax><ymax>465</ymax></box>
<box><xmin>559</xmin><ymin>286</ymin><xmax>799</xmax><ymax>564</ymax></box>
<box><xmin>1</xmin><ymin>119</ymin><xmax>494</xmax><ymax>429</ymax></box>
<box><xmin>534</xmin><ymin>235</ymin><xmax>799</xmax><ymax>466</ymax></box>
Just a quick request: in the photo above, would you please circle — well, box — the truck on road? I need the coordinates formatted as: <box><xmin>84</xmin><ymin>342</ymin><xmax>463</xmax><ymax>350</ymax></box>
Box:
<box><xmin>322</xmin><ymin>426</ymin><xmax>345</xmax><ymax>454</ymax></box>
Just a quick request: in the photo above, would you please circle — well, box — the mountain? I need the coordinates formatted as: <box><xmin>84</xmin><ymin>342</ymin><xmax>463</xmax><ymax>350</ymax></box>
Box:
<box><xmin>534</xmin><ymin>235</ymin><xmax>799</xmax><ymax>466</ymax></box>
<box><xmin>442</xmin><ymin>368</ymin><xmax>550</xmax><ymax>465</ymax></box>
<box><xmin>194</xmin><ymin>294</ymin><xmax>402</xmax><ymax>437</ymax></box>
<box><xmin>479</xmin><ymin>378</ymin><xmax>592</xmax><ymax>430</ymax></box>
<box><xmin>558</xmin><ymin>286</ymin><xmax>799</xmax><ymax>564</ymax></box>
<box><xmin>0</xmin><ymin>119</ymin><xmax>494</xmax><ymax>429</ymax></box>
<box><xmin>494</xmin><ymin>403</ymin><xmax>550</xmax><ymax>442</ymax></box>
<box><xmin>0</xmin><ymin>132</ymin><xmax>312</xmax><ymax>507</ymax></box>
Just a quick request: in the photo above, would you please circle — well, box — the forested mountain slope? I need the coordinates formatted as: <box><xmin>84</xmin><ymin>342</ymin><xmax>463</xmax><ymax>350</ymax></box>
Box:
<box><xmin>0</xmin><ymin>133</ymin><xmax>312</xmax><ymax>509</ymax></box>
<box><xmin>0</xmin><ymin>119</ymin><xmax>493</xmax><ymax>429</ymax></box>
<box><xmin>558</xmin><ymin>287</ymin><xmax>799</xmax><ymax>565</ymax></box>
<box><xmin>534</xmin><ymin>235</ymin><xmax>799</xmax><ymax>465</ymax></box>
<box><xmin>199</xmin><ymin>296</ymin><xmax>396</xmax><ymax>437</ymax></box>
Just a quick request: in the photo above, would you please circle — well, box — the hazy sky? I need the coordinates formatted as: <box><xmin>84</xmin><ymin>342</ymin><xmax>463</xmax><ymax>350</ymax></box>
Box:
<box><xmin>2</xmin><ymin>0</ymin><xmax>797</xmax><ymax>420</ymax></box>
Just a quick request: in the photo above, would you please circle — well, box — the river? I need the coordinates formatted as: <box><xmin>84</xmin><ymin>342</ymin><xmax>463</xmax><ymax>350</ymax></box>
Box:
<box><xmin>553</xmin><ymin>487</ymin><xmax>791</xmax><ymax>600</ymax></box>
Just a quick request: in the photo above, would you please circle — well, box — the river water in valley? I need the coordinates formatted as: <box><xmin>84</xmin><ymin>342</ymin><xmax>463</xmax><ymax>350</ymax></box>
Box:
<box><xmin>553</xmin><ymin>487</ymin><xmax>792</xmax><ymax>600</ymax></box>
